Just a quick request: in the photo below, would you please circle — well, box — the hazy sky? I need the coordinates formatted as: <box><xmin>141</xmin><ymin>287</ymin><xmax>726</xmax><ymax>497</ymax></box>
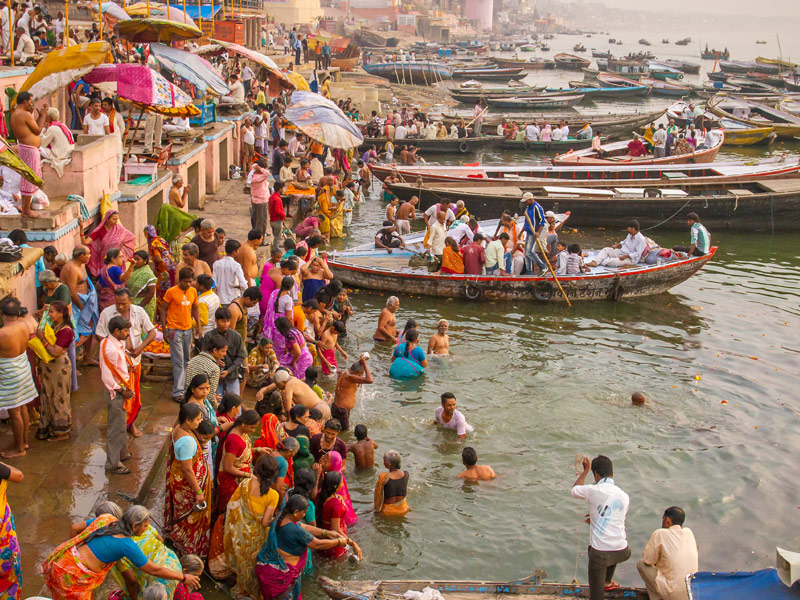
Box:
<box><xmin>585</xmin><ymin>0</ymin><xmax>796</xmax><ymax>17</ymax></box>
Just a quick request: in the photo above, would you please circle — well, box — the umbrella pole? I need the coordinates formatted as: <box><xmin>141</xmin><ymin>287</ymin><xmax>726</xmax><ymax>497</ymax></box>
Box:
<box><xmin>98</xmin><ymin>0</ymin><xmax>102</xmax><ymax>39</ymax></box>
<box><xmin>182</xmin><ymin>0</ymin><xmax>186</xmax><ymax>23</ymax></box>
<box><xmin>64</xmin><ymin>0</ymin><xmax>68</xmax><ymax>48</ymax></box>
<box><xmin>124</xmin><ymin>109</ymin><xmax>145</xmax><ymax>164</ymax></box>
<box><xmin>9</xmin><ymin>5</ymin><xmax>14</xmax><ymax>66</ymax></box>
<box><xmin>146</xmin><ymin>0</ymin><xmax>150</xmax><ymax>18</ymax></box>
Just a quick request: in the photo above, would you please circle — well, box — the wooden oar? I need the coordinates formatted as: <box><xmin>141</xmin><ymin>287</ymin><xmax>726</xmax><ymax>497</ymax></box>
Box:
<box><xmin>465</xmin><ymin>105</ymin><xmax>489</xmax><ymax>129</ymax></box>
<box><xmin>524</xmin><ymin>211</ymin><xmax>571</xmax><ymax>307</ymax></box>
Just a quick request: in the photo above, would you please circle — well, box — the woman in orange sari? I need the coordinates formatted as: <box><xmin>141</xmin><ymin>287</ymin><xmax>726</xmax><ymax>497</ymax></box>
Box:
<box><xmin>439</xmin><ymin>237</ymin><xmax>464</xmax><ymax>274</ymax></box>
<box><xmin>164</xmin><ymin>403</ymin><xmax>213</xmax><ymax>559</ymax></box>
<box><xmin>0</xmin><ymin>462</ymin><xmax>22</xmax><ymax>600</ymax></box>
<box><xmin>42</xmin><ymin>505</ymin><xmax>197</xmax><ymax>600</ymax></box>
<box><xmin>373</xmin><ymin>451</ymin><xmax>410</xmax><ymax>516</ymax></box>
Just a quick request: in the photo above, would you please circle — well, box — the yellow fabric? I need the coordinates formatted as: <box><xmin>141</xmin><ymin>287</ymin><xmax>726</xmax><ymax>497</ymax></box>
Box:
<box><xmin>28</xmin><ymin>323</ymin><xmax>56</xmax><ymax>362</ymax></box>
<box><xmin>197</xmin><ymin>301</ymin><xmax>209</xmax><ymax>329</ymax></box>
<box><xmin>284</xmin><ymin>71</ymin><xmax>310</xmax><ymax>92</ymax></box>
<box><xmin>100</xmin><ymin>193</ymin><xmax>114</xmax><ymax>218</ymax></box>
<box><xmin>17</xmin><ymin>42</ymin><xmax>113</xmax><ymax>102</ymax></box>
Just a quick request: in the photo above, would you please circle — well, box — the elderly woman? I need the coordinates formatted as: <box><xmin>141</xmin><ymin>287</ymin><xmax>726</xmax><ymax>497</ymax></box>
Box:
<box><xmin>374</xmin><ymin>451</ymin><xmax>410</xmax><ymax>516</ymax></box>
<box><xmin>43</xmin><ymin>505</ymin><xmax>199</xmax><ymax>600</ymax></box>
<box><xmin>255</xmin><ymin>495</ymin><xmax>351</xmax><ymax>600</ymax></box>
<box><xmin>35</xmin><ymin>301</ymin><xmax>74</xmax><ymax>442</ymax></box>
<box><xmin>40</xmin><ymin>107</ymin><xmax>75</xmax><ymax>177</ymax></box>
<box><xmin>80</xmin><ymin>210</ymin><xmax>135</xmax><ymax>279</ymax></box>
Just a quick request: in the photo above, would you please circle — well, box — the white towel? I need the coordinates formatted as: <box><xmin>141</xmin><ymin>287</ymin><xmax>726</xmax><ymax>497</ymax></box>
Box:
<box><xmin>0</xmin><ymin>352</ymin><xmax>37</xmax><ymax>410</ymax></box>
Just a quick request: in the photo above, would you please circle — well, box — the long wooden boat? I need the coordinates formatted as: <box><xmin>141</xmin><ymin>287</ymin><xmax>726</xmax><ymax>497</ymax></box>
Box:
<box><xmin>357</xmin><ymin>135</ymin><xmax>503</xmax><ymax>154</ymax></box>
<box><xmin>452</xmin><ymin>67</ymin><xmax>526</xmax><ymax>81</ymax></box>
<box><xmin>724</xmin><ymin>77</ymin><xmax>779</xmax><ymax>94</ymax></box>
<box><xmin>707</xmin><ymin>94</ymin><xmax>800</xmax><ymax>138</ymax></box>
<box><xmin>319</xmin><ymin>575</ymin><xmax>649</xmax><ymax>600</ymax></box>
<box><xmin>330</xmin><ymin>56</ymin><xmax>359</xmax><ymax>71</ymax></box>
<box><xmin>497</xmin><ymin>137</ymin><xmax>598</xmax><ymax>151</ymax></box>
<box><xmin>647</xmin><ymin>62</ymin><xmax>684</xmax><ymax>80</ymax></box>
<box><xmin>487</xmin><ymin>94</ymin><xmax>585</xmax><ymax>109</ymax></box>
<box><xmin>385</xmin><ymin>179</ymin><xmax>800</xmax><ymax>229</ymax></box>
<box><xmin>596</xmin><ymin>72</ymin><xmax>643</xmax><ymax>88</ymax></box>
<box><xmin>552</xmin><ymin>129</ymin><xmax>724</xmax><ymax>166</ymax></box>
<box><xmin>558</xmin><ymin>84</ymin><xmax>650</xmax><ymax>98</ymax></box>
<box><xmin>720</xmin><ymin>60</ymin><xmax>781</xmax><ymax>75</ymax></box>
<box><xmin>450</xmin><ymin>85</ymin><xmax>545</xmax><ymax>104</ymax></box>
<box><xmin>492</xmin><ymin>57</ymin><xmax>557</xmax><ymax>69</ymax></box>
<box><xmin>370</xmin><ymin>159</ymin><xmax>800</xmax><ymax>187</ymax></box>
<box><xmin>600</xmin><ymin>57</ymin><xmax>649</xmax><ymax>77</ymax></box>
<box><xmin>660</xmin><ymin>58</ymin><xmax>701</xmax><ymax>74</ymax></box>
<box><xmin>554</xmin><ymin>53</ymin><xmax>591</xmax><ymax>70</ymax></box>
<box><xmin>719</xmin><ymin>118</ymin><xmax>777</xmax><ymax>146</ymax></box>
<box><xmin>324</xmin><ymin>220</ymin><xmax>717</xmax><ymax>302</ymax></box>
<box><xmin>639</xmin><ymin>76</ymin><xmax>692</xmax><ymax>97</ymax></box>
<box><xmin>362</xmin><ymin>61</ymin><xmax>453</xmax><ymax>84</ymax></box>
<box><xmin>756</xmin><ymin>56</ymin><xmax>799</xmax><ymax>69</ymax></box>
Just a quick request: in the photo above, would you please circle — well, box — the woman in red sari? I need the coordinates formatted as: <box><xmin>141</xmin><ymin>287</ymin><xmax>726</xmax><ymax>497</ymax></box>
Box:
<box><xmin>316</xmin><ymin>471</ymin><xmax>362</xmax><ymax>561</ymax></box>
<box><xmin>254</xmin><ymin>389</ymin><xmax>288</xmax><ymax>451</ymax></box>
<box><xmin>214</xmin><ymin>409</ymin><xmax>259</xmax><ymax>516</ymax></box>
<box><xmin>80</xmin><ymin>210</ymin><xmax>136</xmax><ymax>279</ymax></box>
<box><xmin>164</xmin><ymin>403</ymin><xmax>213</xmax><ymax>559</ymax></box>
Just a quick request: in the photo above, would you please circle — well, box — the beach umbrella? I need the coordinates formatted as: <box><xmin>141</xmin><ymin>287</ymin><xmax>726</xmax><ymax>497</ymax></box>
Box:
<box><xmin>125</xmin><ymin>2</ymin><xmax>198</xmax><ymax>29</ymax></box>
<box><xmin>284</xmin><ymin>91</ymin><xmax>363</xmax><ymax>150</ymax></box>
<box><xmin>149</xmin><ymin>43</ymin><xmax>229</xmax><ymax>96</ymax></box>
<box><xmin>0</xmin><ymin>137</ymin><xmax>44</xmax><ymax>187</ymax></box>
<box><xmin>16</xmin><ymin>41</ymin><xmax>114</xmax><ymax>101</ymax></box>
<box><xmin>194</xmin><ymin>39</ymin><xmax>296</xmax><ymax>95</ymax></box>
<box><xmin>114</xmin><ymin>18</ymin><xmax>202</xmax><ymax>44</ymax></box>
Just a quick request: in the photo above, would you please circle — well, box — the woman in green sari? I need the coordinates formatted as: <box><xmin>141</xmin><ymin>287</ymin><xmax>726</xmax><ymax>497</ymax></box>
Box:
<box><xmin>293</xmin><ymin>435</ymin><xmax>315</xmax><ymax>474</ymax></box>
<box><xmin>124</xmin><ymin>250</ymin><xmax>157</xmax><ymax>321</ymax></box>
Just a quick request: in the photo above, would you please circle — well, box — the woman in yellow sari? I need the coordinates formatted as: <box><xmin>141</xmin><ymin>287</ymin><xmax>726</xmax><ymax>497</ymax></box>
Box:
<box><xmin>224</xmin><ymin>455</ymin><xmax>281</xmax><ymax>599</ymax></box>
<box><xmin>373</xmin><ymin>451</ymin><xmax>410</xmax><ymax>516</ymax></box>
<box><xmin>317</xmin><ymin>186</ymin><xmax>345</xmax><ymax>238</ymax></box>
<box><xmin>439</xmin><ymin>237</ymin><xmax>465</xmax><ymax>274</ymax></box>
<box><xmin>110</xmin><ymin>524</ymin><xmax>183</xmax><ymax>600</ymax></box>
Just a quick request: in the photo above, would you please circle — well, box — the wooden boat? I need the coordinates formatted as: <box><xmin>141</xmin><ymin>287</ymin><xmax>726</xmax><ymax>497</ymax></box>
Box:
<box><xmin>497</xmin><ymin>136</ymin><xmax>598</xmax><ymax>151</ymax></box>
<box><xmin>639</xmin><ymin>38</ymin><xmax>651</xmax><ymax>46</ymax></box>
<box><xmin>701</xmin><ymin>45</ymin><xmax>730</xmax><ymax>60</ymax></box>
<box><xmin>600</xmin><ymin>57</ymin><xmax>649</xmax><ymax>78</ymax></box>
<box><xmin>487</xmin><ymin>93</ymin><xmax>586</xmax><ymax>109</ymax></box>
<box><xmin>720</xmin><ymin>60</ymin><xmax>781</xmax><ymax>75</ymax></box>
<box><xmin>573</xmin><ymin>43</ymin><xmax>586</xmax><ymax>52</ymax></box>
<box><xmin>319</xmin><ymin>575</ymin><xmax>650</xmax><ymax>600</ymax></box>
<box><xmin>558</xmin><ymin>84</ymin><xmax>650</xmax><ymax>98</ymax></box>
<box><xmin>330</xmin><ymin>56</ymin><xmax>358</xmax><ymax>71</ymax></box>
<box><xmin>743</xmin><ymin>72</ymin><xmax>785</xmax><ymax>88</ymax></box>
<box><xmin>701</xmin><ymin>81</ymin><xmax>742</xmax><ymax>96</ymax></box>
<box><xmin>596</xmin><ymin>72</ymin><xmax>648</xmax><ymax>89</ymax></box>
<box><xmin>519</xmin><ymin>44</ymin><xmax>537</xmax><ymax>52</ymax></box>
<box><xmin>707</xmin><ymin>94</ymin><xmax>800</xmax><ymax>138</ymax></box>
<box><xmin>662</xmin><ymin>38</ymin><xmax>670</xmax><ymax>44</ymax></box>
<box><xmin>450</xmin><ymin>85</ymin><xmax>545</xmax><ymax>104</ymax></box>
<box><xmin>647</xmin><ymin>62</ymin><xmax>684</xmax><ymax>80</ymax></box>
<box><xmin>357</xmin><ymin>135</ymin><xmax>503</xmax><ymax>154</ymax></box>
<box><xmin>361</xmin><ymin>61</ymin><xmax>452</xmax><ymax>84</ymax></box>
<box><xmin>322</xmin><ymin>222</ymin><xmax>717</xmax><ymax>302</ymax></box>
<box><xmin>384</xmin><ymin>179</ymin><xmax>800</xmax><ymax>230</ymax></box>
<box><xmin>719</xmin><ymin>118</ymin><xmax>777</xmax><ymax>146</ymax></box>
<box><xmin>777</xmin><ymin>98</ymin><xmax>800</xmax><ymax>116</ymax></box>
<box><xmin>452</xmin><ymin>67</ymin><xmax>526</xmax><ymax>81</ymax></box>
<box><xmin>639</xmin><ymin>77</ymin><xmax>692</xmax><ymax>97</ymax></box>
<box><xmin>492</xmin><ymin>57</ymin><xmax>556</xmax><ymax>69</ymax></box>
<box><xmin>725</xmin><ymin>77</ymin><xmax>780</xmax><ymax>94</ymax></box>
<box><xmin>665</xmin><ymin>100</ymin><xmax>720</xmax><ymax>127</ymax></box>
<box><xmin>591</xmin><ymin>50</ymin><xmax>612</xmax><ymax>58</ymax></box>
<box><xmin>756</xmin><ymin>56</ymin><xmax>799</xmax><ymax>69</ymax></box>
<box><xmin>353</xmin><ymin>29</ymin><xmax>386</xmax><ymax>49</ymax></box>
<box><xmin>660</xmin><ymin>59</ymin><xmax>701</xmax><ymax>74</ymax></box>
<box><xmin>552</xmin><ymin>129</ymin><xmax>724</xmax><ymax>165</ymax></box>
<box><xmin>676</xmin><ymin>37</ymin><xmax>692</xmax><ymax>45</ymax></box>
<box><xmin>553</xmin><ymin>53</ymin><xmax>591</xmax><ymax>70</ymax></box>
<box><xmin>707</xmin><ymin>71</ymin><xmax>731</xmax><ymax>82</ymax></box>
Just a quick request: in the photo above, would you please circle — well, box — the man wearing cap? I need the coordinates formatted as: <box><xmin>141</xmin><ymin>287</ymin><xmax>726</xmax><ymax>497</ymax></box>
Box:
<box><xmin>538</xmin><ymin>210</ymin><xmax>569</xmax><ymax>262</ymax></box>
<box><xmin>521</xmin><ymin>192</ymin><xmax>546</xmax><ymax>275</ymax></box>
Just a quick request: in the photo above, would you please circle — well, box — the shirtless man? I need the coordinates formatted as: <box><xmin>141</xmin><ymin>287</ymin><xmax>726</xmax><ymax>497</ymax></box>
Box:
<box><xmin>61</xmin><ymin>245</ymin><xmax>97</xmax><ymax>364</ymax></box>
<box><xmin>237</xmin><ymin>229</ymin><xmax>262</xmax><ymax>285</ymax></box>
<box><xmin>168</xmin><ymin>174</ymin><xmax>191</xmax><ymax>209</ymax></box>
<box><xmin>176</xmin><ymin>243</ymin><xmax>212</xmax><ymax>282</ymax></box>
<box><xmin>10</xmin><ymin>91</ymin><xmax>47</xmax><ymax>217</ymax></box>
<box><xmin>358</xmin><ymin>160</ymin><xmax>371</xmax><ymax>195</ymax></box>
<box><xmin>0</xmin><ymin>298</ymin><xmax>37</xmax><ymax>458</ymax></box>
<box><xmin>457</xmin><ymin>446</ymin><xmax>496</xmax><ymax>481</ymax></box>
<box><xmin>395</xmin><ymin>196</ymin><xmax>418</xmax><ymax>236</ymax></box>
<box><xmin>316</xmin><ymin>166</ymin><xmax>336</xmax><ymax>197</ymax></box>
<box><xmin>428</xmin><ymin>319</ymin><xmax>450</xmax><ymax>355</ymax></box>
<box><xmin>373</xmin><ymin>296</ymin><xmax>399</xmax><ymax>342</ymax></box>
<box><xmin>347</xmin><ymin>423</ymin><xmax>378</xmax><ymax>469</ymax></box>
<box><xmin>331</xmin><ymin>355</ymin><xmax>373</xmax><ymax>431</ymax></box>
<box><xmin>256</xmin><ymin>369</ymin><xmax>331</xmax><ymax>420</ymax></box>
<box><xmin>385</xmin><ymin>196</ymin><xmax>399</xmax><ymax>222</ymax></box>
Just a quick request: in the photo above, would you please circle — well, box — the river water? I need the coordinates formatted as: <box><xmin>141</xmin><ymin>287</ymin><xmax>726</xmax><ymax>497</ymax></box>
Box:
<box><xmin>303</xmin><ymin>41</ymin><xmax>800</xmax><ymax>588</ymax></box>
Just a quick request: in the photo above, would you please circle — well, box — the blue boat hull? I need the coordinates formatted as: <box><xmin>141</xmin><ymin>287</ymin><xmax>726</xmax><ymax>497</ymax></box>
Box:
<box><xmin>362</xmin><ymin>62</ymin><xmax>452</xmax><ymax>84</ymax></box>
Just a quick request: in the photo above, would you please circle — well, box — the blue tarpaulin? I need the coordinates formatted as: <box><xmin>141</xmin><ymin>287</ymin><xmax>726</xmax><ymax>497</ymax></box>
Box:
<box><xmin>184</xmin><ymin>5</ymin><xmax>221</xmax><ymax>19</ymax></box>
<box><xmin>689</xmin><ymin>569</ymin><xmax>800</xmax><ymax>600</ymax></box>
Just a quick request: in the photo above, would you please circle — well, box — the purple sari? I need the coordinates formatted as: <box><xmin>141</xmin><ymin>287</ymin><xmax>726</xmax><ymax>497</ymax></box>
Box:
<box><xmin>275</xmin><ymin>328</ymin><xmax>313</xmax><ymax>380</ymax></box>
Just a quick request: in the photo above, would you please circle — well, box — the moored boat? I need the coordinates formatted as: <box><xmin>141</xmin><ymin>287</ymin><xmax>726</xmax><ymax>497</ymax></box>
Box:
<box><xmin>554</xmin><ymin>53</ymin><xmax>591</xmax><ymax>70</ymax></box>
<box><xmin>450</xmin><ymin>84</ymin><xmax>546</xmax><ymax>104</ymax></box>
<box><xmin>707</xmin><ymin>94</ymin><xmax>800</xmax><ymax>139</ymax></box>
<box><xmin>660</xmin><ymin>59</ymin><xmax>701</xmax><ymax>74</ymax></box>
<box><xmin>647</xmin><ymin>62</ymin><xmax>685</xmax><ymax>80</ymax></box>
<box><xmin>719</xmin><ymin>118</ymin><xmax>777</xmax><ymax>146</ymax></box>
<box><xmin>559</xmin><ymin>83</ymin><xmax>650</xmax><ymax>98</ymax></box>
<box><xmin>452</xmin><ymin>67</ymin><xmax>526</xmax><ymax>81</ymax></box>
<box><xmin>552</xmin><ymin>129</ymin><xmax>724</xmax><ymax>165</ymax></box>
<box><xmin>358</xmin><ymin>135</ymin><xmax>503</xmax><ymax>154</ymax></box>
<box><xmin>491</xmin><ymin>57</ymin><xmax>556</xmax><ymax>69</ymax></box>
<box><xmin>638</xmin><ymin>76</ymin><xmax>692</xmax><ymax>97</ymax></box>
<box><xmin>756</xmin><ymin>56</ymin><xmax>799</xmax><ymax>69</ymax></box>
<box><xmin>362</xmin><ymin>61</ymin><xmax>453</xmax><ymax>84</ymax></box>
<box><xmin>487</xmin><ymin>93</ymin><xmax>586</xmax><ymax>109</ymax></box>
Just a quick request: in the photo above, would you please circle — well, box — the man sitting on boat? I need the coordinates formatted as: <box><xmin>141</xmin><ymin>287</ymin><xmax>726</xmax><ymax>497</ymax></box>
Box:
<box><xmin>495</xmin><ymin>211</ymin><xmax>525</xmax><ymax>275</ymax></box>
<box><xmin>525</xmin><ymin>121</ymin><xmax>541</xmax><ymax>142</ymax></box>
<box><xmin>576</xmin><ymin>122</ymin><xmax>592</xmax><ymax>140</ymax></box>
<box><xmin>585</xmin><ymin>220</ymin><xmax>648</xmax><ymax>268</ymax></box>
<box><xmin>449</xmin><ymin>218</ymin><xmax>481</xmax><ymax>247</ymax></box>
<box><xmin>637</xmin><ymin>506</ymin><xmax>698</xmax><ymax>600</ymax></box>
<box><xmin>672</xmin><ymin>212</ymin><xmax>710</xmax><ymax>257</ymax></box>
<box><xmin>375</xmin><ymin>221</ymin><xmax>406</xmax><ymax>254</ymax></box>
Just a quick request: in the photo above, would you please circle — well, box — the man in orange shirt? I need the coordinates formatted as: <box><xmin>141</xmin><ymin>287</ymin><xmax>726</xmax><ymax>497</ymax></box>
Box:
<box><xmin>159</xmin><ymin>267</ymin><xmax>201</xmax><ymax>401</ymax></box>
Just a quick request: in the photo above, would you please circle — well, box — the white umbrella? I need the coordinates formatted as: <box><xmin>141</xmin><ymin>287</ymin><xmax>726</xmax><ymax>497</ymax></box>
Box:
<box><xmin>284</xmin><ymin>91</ymin><xmax>364</xmax><ymax>150</ymax></box>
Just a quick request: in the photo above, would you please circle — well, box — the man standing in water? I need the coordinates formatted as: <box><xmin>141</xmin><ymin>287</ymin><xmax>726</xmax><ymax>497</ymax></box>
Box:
<box><xmin>332</xmin><ymin>355</ymin><xmax>373</xmax><ymax>431</ymax></box>
<box><xmin>571</xmin><ymin>455</ymin><xmax>631</xmax><ymax>600</ymax></box>
<box><xmin>373</xmin><ymin>296</ymin><xmax>399</xmax><ymax>342</ymax></box>
<box><xmin>457</xmin><ymin>447</ymin><xmax>495</xmax><ymax>481</ymax></box>
<box><xmin>428</xmin><ymin>319</ymin><xmax>450</xmax><ymax>355</ymax></box>
<box><xmin>434</xmin><ymin>392</ymin><xmax>473</xmax><ymax>439</ymax></box>
<box><xmin>10</xmin><ymin>91</ymin><xmax>47</xmax><ymax>217</ymax></box>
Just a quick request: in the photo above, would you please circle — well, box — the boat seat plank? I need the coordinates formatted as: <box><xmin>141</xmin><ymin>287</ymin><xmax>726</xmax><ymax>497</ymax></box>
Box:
<box><xmin>755</xmin><ymin>179</ymin><xmax>800</xmax><ymax>193</ymax></box>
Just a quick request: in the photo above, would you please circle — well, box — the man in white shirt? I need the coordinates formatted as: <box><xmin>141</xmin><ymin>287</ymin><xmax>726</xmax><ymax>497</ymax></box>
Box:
<box><xmin>423</xmin><ymin>201</ymin><xmax>456</xmax><ymax>228</ymax></box>
<box><xmin>13</xmin><ymin>25</ymin><xmax>34</xmax><ymax>63</ymax></box>
<box><xmin>484</xmin><ymin>232</ymin><xmax>508</xmax><ymax>275</ymax></box>
<box><xmin>162</xmin><ymin>116</ymin><xmax>190</xmax><ymax>133</ymax></box>
<box><xmin>424</xmin><ymin>210</ymin><xmax>448</xmax><ymax>259</ymax></box>
<box><xmin>54</xmin><ymin>11</ymin><xmax>65</xmax><ymax>45</ymax></box>
<box><xmin>40</xmin><ymin>107</ymin><xmax>74</xmax><ymax>177</ymax></box>
<box><xmin>287</xmin><ymin>132</ymin><xmax>304</xmax><ymax>158</ymax></box>
<box><xmin>586</xmin><ymin>220</ymin><xmax>648</xmax><ymax>268</ymax></box>
<box><xmin>221</xmin><ymin>74</ymin><xmax>245</xmax><ymax>104</ymax></box>
<box><xmin>525</xmin><ymin>121</ymin><xmax>540</xmax><ymax>142</ymax></box>
<box><xmin>213</xmin><ymin>239</ymin><xmax>248</xmax><ymax>304</ymax></box>
<box><xmin>560</xmin><ymin>120</ymin><xmax>570</xmax><ymax>139</ymax></box>
<box><xmin>96</xmin><ymin>288</ymin><xmax>156</xmax><ymax>438</ymax></box>
<box><xmin>82</xmin><ymin>98</ymin><xmax>110</xmax><ymax>136</ymax></box>
<box><xmin>0</xmin><ymin>2</ymin><xmax>10</xmax><ymax>53</ymax></box>
<box><xmin>551</xmin><ymin>125</ymin><xmax>563</xmax><ymax>141</ymax></box>
<box><xmin>572</xmin><ymin>455</ymin><xmax>631</xmax><ymax>600</ymax></box>
<box><xmin>449</xmin><ymin>218</ymin><xmax>480</xmax><ymax>246</ymax></box>
<box><xmin>240</xmin><ymin>64</ymin><xmax>255</xmax><ymax>94</ymax></box>
<box><xmin>395</xmin><ymin>123</ymin><xmax>407</xmax><ymax>140</ymax></box>
<box><xmin>653</xmin><ymin>124</ymin><xmax>667</xmax><ymax>158</ymax></box>
<box><xmin>637</xmin><ymin>506</ymin><xmax>698</xmax><ymax>600</ymax></box>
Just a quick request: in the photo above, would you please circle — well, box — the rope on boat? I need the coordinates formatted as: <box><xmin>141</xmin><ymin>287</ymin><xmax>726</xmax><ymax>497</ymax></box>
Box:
<box><xmin>640</xmin><ymin>197</ymin><xmax>694</xmax><ymax>231</ymax></box>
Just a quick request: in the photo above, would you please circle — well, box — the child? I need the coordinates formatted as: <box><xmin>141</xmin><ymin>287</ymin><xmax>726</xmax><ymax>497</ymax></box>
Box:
<box><xmin>279</xmin><ymin>161</ymin><xmax>294</xmax><ymax>184</ymax></box>
<box><xmin>342</xmin><ymin>181</ymin><xmax>356</xmax><ymax>228</ymax></box>
<box><xmin>347</xmin><ymin>424</ymin><xmax>378</xmax><ymax>469</ymax></box>
<box><xmin>304</xmin><ymin>366</ymin><xmax>331</xmax><ymax>404</ymax></box>
<box><xmin>247</xmin><ymin>337</ymin><xmax>280</xmax><ymax>388</ymax></box>
<box><xmin>555</xmin><ymin>241</ymin><xmax>569</xmax><ymax>276</ymax></box>
<box><xmin>318</xmin><ymin>320</ymin><xmax>348</xmax><ymax>376</ymax></box>
<box><xmin>216</xmin><ymin>228</ymin><xmax>226</xmax><ymax>256</ymax></box>
<box><xmin>332</xmin><ymin>289</ymin><xmax>353</xmax><ymax>333</ymax></box>
<box><xmin>566</xmin><ymin>243</ymin><xmax>588</xmax><ymax>274</ymax></box>
<box><xmin>174</xmin><ymin>554</ymin><xmax>204</xmax><ymax>600</ymax></box>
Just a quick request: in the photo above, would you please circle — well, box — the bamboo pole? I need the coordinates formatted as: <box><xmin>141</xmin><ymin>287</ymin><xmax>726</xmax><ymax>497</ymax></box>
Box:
<box><xmin>64</xmin><ymin>0</ymin><xmax>68</xmax><ymax>48</ymax></box>
<box><xmin>146</xmin><ymin>0</ymin><xmax>150</xmax><ymax>18</ymax></box>
<box><xmin>9</xmin><ymin>5</ymin><xmax>14</xmax><ymax>66</ymax></box>
<box><xmin>124</xmin><ymin>110</ymin><xmax>146</xmax><ymax>163</ymax></box>
<box><xmin>182</xmin><ymin>0</ymin><xmax>186</xmax><ymax>23</ymax></box>
<box><xmin>524</xmin><ymin>210</ymin><xmax>571</xmax><ymax>307</ymax></box>
<box><xmin>98</xmin><ymin>0</ymin><xmax>103</xmax><ymax>38</ymax></box>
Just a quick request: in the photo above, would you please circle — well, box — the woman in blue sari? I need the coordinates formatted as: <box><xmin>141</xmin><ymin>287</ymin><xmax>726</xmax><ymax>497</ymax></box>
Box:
<box><xmin>389</xmin><ymin>329</ymin><xmax>428</xmax><ymax>378</ymax></box>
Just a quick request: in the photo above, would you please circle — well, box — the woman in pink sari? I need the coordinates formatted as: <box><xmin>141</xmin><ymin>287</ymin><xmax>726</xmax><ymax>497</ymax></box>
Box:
<box><xmin>80</xmin><ymin>210</ymin><xmax>136</xmax><ymax>278</ymax></box>
<box><xmin>326</xmin><ymin>451</ymin><xmax>357</xmax><ymax>525</ymax></box>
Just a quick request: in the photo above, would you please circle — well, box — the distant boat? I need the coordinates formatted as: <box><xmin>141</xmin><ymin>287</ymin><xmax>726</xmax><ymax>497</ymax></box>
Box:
<box><xmin>639</xmin><ymin>38</ymin><xmax>651</xmax><ymax>46</ymax></box>
<box><xmin>756</xmin><ymin>40</ymin><xmax>767</xmax><ymax>44</ymax></box>
<box><xmin>608</xmin><ymin>38</ymin><xmax>616</xmax><ymax>43</ymax></box>
<box><xmin>639</xmin><ymin>76</ymin><xmax>692</xmax><ymax>97</ymax></box>
<box><xmin>676</xmin><ymin>37</ymin><xmax>692</xmax><ymax>45</ymax></box>
<box><xmin>662</xmin><ymin>38</ymin><xmax>670</xmax><ymax>44</ymax></box>
<box><xmin>616</xmin><ymin>40</ymin><xmax>624</xmax><ymax>45</ymax></box>
<box><xmin>451</xmin><ymin>67</ymin><xmax>526</xmax><ymax>81</ymax></box>
<box><xmin>592</xmin><ymin>50</ymin><xmax>612</xmax><ymax>58</ymax></box>
<box><xmin>519</xmin><ymin>44</ymin><xmax>537</xmax><ymax>52</ymax></box>
<box><xmin>540</xmin><ymin>44</ymin><xmax>550</xmax><ymax>51</ymax></box>
<box><xmin>701</xmin><ymin>45</ymin><xmax>730</xmax><ymax>60</ymax></box>
<box><xmin>660</xmin><ymin>59</ymin><xmax>701</xmax><ymax>74</ymax></box>
<box><xmin>553</xmin><ymin>53</ymin><xmax>591</xmax><ymax>70</ymax></box>
<box><xmin>573</xmin><ymin>43</ymin><xmax>586</xmax><ymax>52</ymax></box>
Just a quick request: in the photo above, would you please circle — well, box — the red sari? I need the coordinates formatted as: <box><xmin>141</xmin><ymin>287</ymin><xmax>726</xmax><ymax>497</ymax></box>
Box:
<box><xmin>214</xmin><ymin>432</ymin><xmax>253</xmax><ymax>516</ymax></box>
<box><xmin>318</xmin><ymin>495</ymin><xmax>348</xmax><ymax>559</ymax></box>
<box><xmin>86</xmin><ymin>210</ymin><xmax>136</xmax><ymax>278</ymax></box>
<box><xmin>254</xmin><ymin>414</ymin><xmax>287</xmax><ymax>450</ymax></box>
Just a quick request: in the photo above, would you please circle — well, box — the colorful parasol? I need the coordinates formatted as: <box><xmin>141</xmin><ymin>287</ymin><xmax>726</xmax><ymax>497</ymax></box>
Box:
<box><xmin>88</xmin><ymin>2</ymin><xmax>131</xmax><ymax>31</ymax></box>
<box><xmin>114</xmin><ymin>18</ymin><xmax>202</xmax><ymax>44</ymax></box>
<box><xmin>0</xmin><ymin>137</ymin><xmax>44</xmax><ymax>187</ymax></box>
<box><xmin>83</xmin><ymin>63</ymin><xmax>200</xmax><ymax>117</ymax></box>
<box><xmin>284</xmin><ymin>91</ymin><xmax>363</xmax><ymax>150</ymax></box>
<box><xmin>124</xmin><ymin>2</ymin><xmax>198</xmax><ymax>29</ymax></box>
<box><xmin>16</xmin><ymin>42</ymin><xmax>114</xmax><ymax>101</ymax></box>
<box><xmin>193</xmin><ymin>40</ymin><xmax>296</xmax><ymax>95</ymax></box>
<box><xmin>149</xmin><ymin>43</ymin><xmax>228</xmax><ymax>96</ymax></box>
